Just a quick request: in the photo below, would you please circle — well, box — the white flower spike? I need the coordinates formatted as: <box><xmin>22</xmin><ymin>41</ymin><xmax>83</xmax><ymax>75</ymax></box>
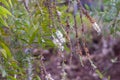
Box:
<box><xmin>92</xmin><ymin>22</ymin><xmax>101</xmax><ymax>34</ymax></box>
<box><xmin>52</xmin><ymin>30</ymin><xmax>66</xmax><ymax>51</ymax></box>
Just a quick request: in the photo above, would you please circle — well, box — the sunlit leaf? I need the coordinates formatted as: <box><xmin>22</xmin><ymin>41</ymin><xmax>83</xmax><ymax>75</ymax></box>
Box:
<box><xmin>0</xmin><ymin>49</ymin><xmax>7</xmax><ymax>58</ymax></box>
<box><xmin>0</xmin><ymin>6</ymin><xmax>12</xmax><ymax>18</ymax></box>
<box><xmin>0</xmin><ymin>40</ymin><xmax>12</xmax><ymax>58</ymax></box>
<box><xmin>8</xmin><ymin>0</ymin><xmax>12</xmax><ymax>7</ymax></box>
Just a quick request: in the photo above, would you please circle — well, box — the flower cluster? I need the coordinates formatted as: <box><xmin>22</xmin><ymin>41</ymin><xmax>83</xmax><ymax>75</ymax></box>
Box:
<box><xmin>92</xmin><ymin>22</ymin><xmax>101</xmax><ymax>34</ymax></box>
<box><xmin>45</xmin><ymin>73</ymin><xmax>54</xmax><ymax>80</ymax></box>
<box><xmin>52</xmin><ymin>30</ymin><xmax>66</xmax><ymax>51</ymax></box>
<box><xmin>57</xmin><ymin>10</ymin><xmax>62</xmax><ymax>16</ymax></box>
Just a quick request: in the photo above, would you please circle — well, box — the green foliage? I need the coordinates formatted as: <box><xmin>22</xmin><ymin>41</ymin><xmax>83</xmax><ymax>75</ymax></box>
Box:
<box><xmin>0</xmin><ymin>40</ymin><xmax>12</xmax><ymax>58</ymax></box>
<box><xmin>0</xmin><ymin>0</ymin><xmax>23</xmax><ymax>80</ymax></box>
<box><xmin>0</xmin><ymin>0</ymin><xmax>12</xmax><ymax>26</ymax></box>
<box><xmin>100</xmin><ymin>0</ymin><xmax>120</xmax><ymax>36</ymax></box>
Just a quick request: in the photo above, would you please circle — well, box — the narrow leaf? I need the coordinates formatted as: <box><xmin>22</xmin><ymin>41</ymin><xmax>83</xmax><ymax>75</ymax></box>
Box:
<box><xmin>8</xmin><ymin>0</ymin><xmax>12</xmax><ymax>6</ymax></box>
<box><xmin>0</xmin><ymin>40</ymin><xmax>12</xmax><ymax>58</ymax></box>
<box><xmin>0</xmin><ymin>16</ymin><xmax>8</xmax><ymax>26</ymax></box>
<box><xmin>29</xmin><ymin>28</ymin><xmax>38</xmax><ymax>44</ymax></box>
<box><xmin>0</xmin><ymin>49</ymin><xmax>7</xmax><ymax>58</ymax></box>
<box><xmin>0</xmin><ymin>6</ymin><xmax>12</xmax><ymax>18</ymax></box>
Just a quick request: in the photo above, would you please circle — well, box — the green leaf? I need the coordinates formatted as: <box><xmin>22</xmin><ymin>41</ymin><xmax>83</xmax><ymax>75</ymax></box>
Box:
<box><xmin>0</xmin><ymin>40</ymin><xmax>12</xmax><ymax>58</ymax></box>
<box><xmin>7</xmin><ymin>76</ymin><xmax>17</xmax><ymax>80</ymax></box>
<box><xmin>0</xmin><ymin>16</ymin><xmax>8</xmax><ymax>26</ymax></box>
<box><xmin>95</xmin><ymin>69</ymin><xmax>104</xmax><ymax>79</ymax></box>
<box><xmin>29</xmin><ymin>28</ymin><xmax>39</xmax><ymax>44</ymax></box>
<box><xmin>8</xmin><ymin>0</ymin><xmax>12</xmax><ymax>7</ymax></box>
<box><xmin>0</xmin><ymin>6</ymin><xmax>12</xmax><ymax>18</ymax></box>
<box><xmin>0</xmin><ymin>49</ymin><xmax>7</xmax><ymax>58</ymax></box>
